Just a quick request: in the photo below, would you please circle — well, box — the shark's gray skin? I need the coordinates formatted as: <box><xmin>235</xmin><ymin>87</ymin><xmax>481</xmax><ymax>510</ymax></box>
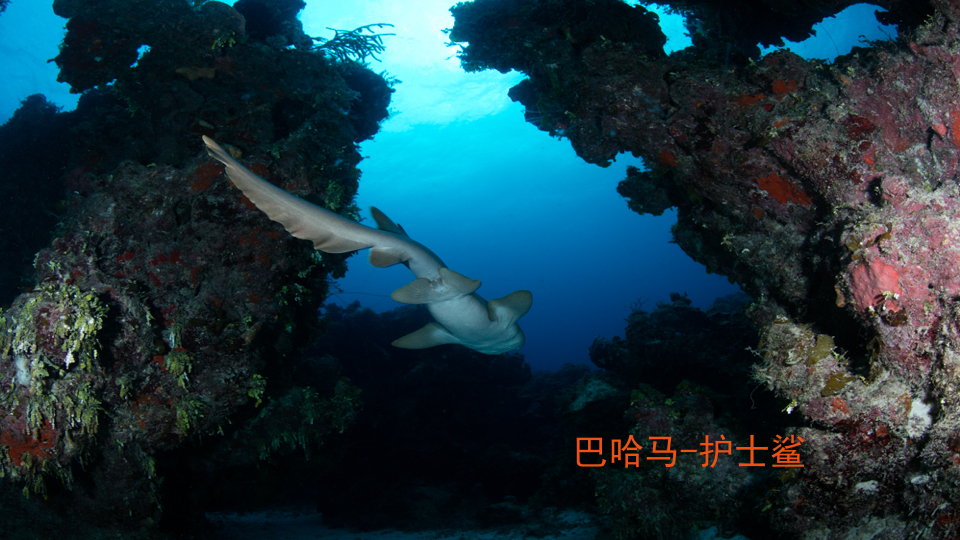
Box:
<box><xmin>202</xmin><ymin>136</ymin><xmax>532</xmax><ymax>354</ymax></box>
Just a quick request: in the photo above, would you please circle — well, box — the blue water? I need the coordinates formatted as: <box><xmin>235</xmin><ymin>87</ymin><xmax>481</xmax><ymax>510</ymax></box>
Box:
<box><xmin>0</xmin><ymin>1</ymin><xmax>895</xmax><ymax>371</ymax></box>
<box><xmin>334</xmin><ymin>113</ymin><xmax>736</xmax><ymax>371</ymax></box>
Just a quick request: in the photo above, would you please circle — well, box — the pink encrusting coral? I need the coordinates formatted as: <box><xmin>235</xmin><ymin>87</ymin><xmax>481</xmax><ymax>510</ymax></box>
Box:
<box><xmin>848</xmin><ymin>259</ymin><xmax>901</xmax><ymax>313</ymax></box>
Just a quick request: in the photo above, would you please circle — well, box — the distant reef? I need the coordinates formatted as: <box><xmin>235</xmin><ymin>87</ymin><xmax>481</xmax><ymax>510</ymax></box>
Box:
<box><xmin>449</xmin><ymin>0</ymin><xmax>960</xmax><ymax>537</ymax></box>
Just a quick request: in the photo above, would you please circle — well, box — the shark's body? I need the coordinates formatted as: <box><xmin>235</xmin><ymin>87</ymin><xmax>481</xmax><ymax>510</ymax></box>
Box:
<box><xmin>202</xmin><ymin>136</ymin><xmax>532</xmax><ymax>354</ymax></box>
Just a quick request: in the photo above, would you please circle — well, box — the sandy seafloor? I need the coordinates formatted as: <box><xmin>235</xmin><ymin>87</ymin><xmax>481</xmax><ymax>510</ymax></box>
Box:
<box><xmin>206</xmin><ymin>505</ymin><xmax>749</xmax><ymax>540</ymax></box>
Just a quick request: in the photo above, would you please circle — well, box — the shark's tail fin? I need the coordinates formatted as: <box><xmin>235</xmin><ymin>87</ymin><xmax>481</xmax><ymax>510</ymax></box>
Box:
<box><xmin>202</xmin><ymin>136</ymin><xmax>373</xmax><ymax>253</ymax></box>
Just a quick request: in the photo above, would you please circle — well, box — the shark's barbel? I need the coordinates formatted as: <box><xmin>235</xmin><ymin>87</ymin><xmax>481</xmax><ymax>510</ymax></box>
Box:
<box><xmin>202</xmin><ymin>136</ymin><xmax>532</xmax><ymax>354</ymax></box>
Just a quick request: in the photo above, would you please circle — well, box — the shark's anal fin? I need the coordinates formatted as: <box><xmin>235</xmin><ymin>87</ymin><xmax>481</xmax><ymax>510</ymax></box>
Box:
<box><xmin>391</xmin><ymin>267</ymin><xmax>481</xmax><ymax>304</ymax></box>
<box><xmin>487</xmin><ymin>290</ymin><xmax>533</xmax><ymax>325</ymax></box>
<box><xmin>392</xmin><ymin>322</ymin><xmax>462</xmax><ymax>349</ymax></box>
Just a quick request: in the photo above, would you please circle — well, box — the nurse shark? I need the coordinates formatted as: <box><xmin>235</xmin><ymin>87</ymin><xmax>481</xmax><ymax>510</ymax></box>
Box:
<box><xmin>202</xmin><ymin>136</ymin><xmax>532</xmax><ymax>355</ymax></box>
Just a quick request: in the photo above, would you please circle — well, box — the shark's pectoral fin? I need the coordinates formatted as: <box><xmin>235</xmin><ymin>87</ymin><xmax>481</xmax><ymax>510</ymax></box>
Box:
<box><xmin>391</xmin><ymin>267</ymin><xmax>481</xmax><ymax>304</ymax></box>
<box><xmin>369</xmin><ymin>247</ymin><xmax>407</xmax><ymax>268</ymax></box>
<box><xmin>438</xmin><ymin>267</ymin><xmax>482</xmax><ymax>295</ymax></box>
<box><xmin>487</xmin><ymin>290</ymin><xmax>533</xmax><ymax>325</ymax></box>
<box><xmin>392</xmin><ymin>322</ymin><xmax>462</xmax><ymax>349</ymax></box>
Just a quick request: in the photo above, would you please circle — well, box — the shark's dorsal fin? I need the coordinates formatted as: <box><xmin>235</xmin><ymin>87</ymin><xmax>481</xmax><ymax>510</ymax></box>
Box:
<box><xmin>487</xmin><ymin>290</ymin><xmax>533</xmax><ymax>325</ymax></box>
<box><xmin>391</xmin><ymin>267</ymin><xmax>481</xmax><ymax>304</ymax></box>
<box><xmin>371</xmin><ymin>207</ymin><xmax>409</xmax><ymax>237</ymax></box>
<box><xmin>392</xmin><ymin>322</ymin><xmax>462</xmax><ymax>349</ymax></box>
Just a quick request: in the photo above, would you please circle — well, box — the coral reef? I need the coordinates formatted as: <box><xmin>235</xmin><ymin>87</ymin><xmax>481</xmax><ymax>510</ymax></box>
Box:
<box><xmin>449</xmin><ymin>0</ymin><xmax>960</xmax><ymax>536</ymax></box>
<box><xmin>0</xmin><ymin>0</ymin><xmax>389</xmax><ymax>533</ymax></box>
<box><xmin>233</xmin><ymin>0</ymin><xmax>310</xmax><ymax>49</ymax></box>
<box><xmin>589</xmin><ymin>383</ymin><xmax>766</xmax><ymax>539</ymax></box>
<box><xmin>303</xmin><ymin>302</ymin><xmax>590</xmax><ymax>532</ymax></box>
<box><xmin>0</xmin><ymin>95</ymin><xmax>73</xmax><ymax>304</ymax></box>
<box><xmin>580</xmin><ymin>294</ymin><xmax>779</xmax><ymax>538</ymax></box>
<box><xmin>589</xmin><ymin>292</ymin><xmax>755</xmax><ymax>392</ymax></box>
<box><xmin>12</xmin><ymin>0</ymin><xmax>960</xmax><ymax>535</ymax></box>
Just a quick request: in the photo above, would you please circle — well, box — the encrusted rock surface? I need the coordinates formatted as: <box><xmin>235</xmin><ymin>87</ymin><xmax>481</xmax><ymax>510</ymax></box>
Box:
<box><xmin>0</xmin><ymin>0</ymin><xmax>390</xmax><ymax>532</ymax></box>
<box><xmin>451</xmin><ymin>0</ymin><xmax>960</xmax><ymax>536</ymax></box>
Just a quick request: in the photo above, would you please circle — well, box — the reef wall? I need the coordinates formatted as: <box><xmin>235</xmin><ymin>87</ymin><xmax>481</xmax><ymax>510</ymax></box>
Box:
<box><xmin>450</xmin><ymin>0</ymin><xmax>960</xmax><ymax>536</ymax></box>
<box><xmin>0</xmin><ymin>0</ymin><xmax>389</xmax><ymax>532</ymax></box>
